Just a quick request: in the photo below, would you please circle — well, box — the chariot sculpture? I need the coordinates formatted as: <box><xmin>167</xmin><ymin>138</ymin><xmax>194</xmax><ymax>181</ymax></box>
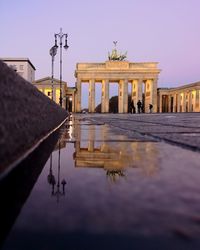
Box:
<box><xmin>108</xmin><ymin>41</ymin><xmax>127</xmax><ymax>61</ymax></box>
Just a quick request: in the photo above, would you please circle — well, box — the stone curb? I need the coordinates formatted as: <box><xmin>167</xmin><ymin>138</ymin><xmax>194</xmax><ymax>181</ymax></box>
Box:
<box><xmin>0</xmin><ymin>60</ymin><xmax>68</xmax><ymax>177</ymax></box>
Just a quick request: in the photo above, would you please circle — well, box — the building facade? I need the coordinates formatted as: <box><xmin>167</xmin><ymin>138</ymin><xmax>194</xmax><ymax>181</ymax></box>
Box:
<box><xmin>33</xmin><ymin>77</ymin><xmax>67</xmax><ymax>109</ymax></box>
<box><xmin>33</xmin><ymin>77</ymin><xmax>76</xmax><ymax>111</ymax></box>
<box><xmin>1</xmin><ymin>58</ymin><xmax>35</xmax><ymax>83</ymax></box>
<box><xmin>158</xmin><ymin>81</ymin><xmax>200</xmax><ymax>113</ymax></box>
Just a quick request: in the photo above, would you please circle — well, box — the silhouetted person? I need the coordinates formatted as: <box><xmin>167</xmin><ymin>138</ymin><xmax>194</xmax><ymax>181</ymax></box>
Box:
<box><xmin>137</xmin><ymin>100</ymin><xmax>142</xmax><ymax>113</ymax></box>
<box><xmin>149</xmin><ymin>104</ymin><xmax>153</xmax><ymax>113</ymax></box>
<box><xmin>130</xmin><ymin>100</ymin><xmax>135</xmax><ymax>114</ymax></box>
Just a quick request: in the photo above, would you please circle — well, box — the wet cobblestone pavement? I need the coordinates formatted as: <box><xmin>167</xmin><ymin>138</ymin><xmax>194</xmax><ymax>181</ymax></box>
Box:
<box><xmin>1</xmin><ymin>113</ymin><xmax>200</xmax><ymax>250</ymax></box>
<box><xmin>86</xmin><ymin>113</ymin><xmax>200</xmax><ymax>150</ymax></box>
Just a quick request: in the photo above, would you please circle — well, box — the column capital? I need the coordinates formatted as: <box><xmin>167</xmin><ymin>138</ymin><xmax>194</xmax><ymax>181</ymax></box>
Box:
<box><xmin>89</xmin><ymin>79</ymin><xmax>95</xmax><ymax>83</ymax></box>
<box><xmin>131</xmin><ymin>79</ymin><xmax>139</xmax><ymax>83</ymax></box>
<box><xmin>102</xmin><ymin>79</ymin><xmax>109</xmax><ymax>84</ymax></box>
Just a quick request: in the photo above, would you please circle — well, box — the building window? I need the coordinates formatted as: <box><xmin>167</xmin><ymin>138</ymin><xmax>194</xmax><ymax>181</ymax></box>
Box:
<box><xmin>47</xmin><ymin>91</ymin><xmax>51</xmax><ymax>96</ymax></box>
<box><xmin>19</xmin><ymin>65</ymin><xmax>24</xmax><ymax>70</ymax></box>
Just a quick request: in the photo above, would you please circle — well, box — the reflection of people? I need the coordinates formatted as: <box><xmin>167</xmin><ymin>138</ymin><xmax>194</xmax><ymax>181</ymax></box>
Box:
<box><xmin>130</xmin><ymin>100</ymin><xmax>135</xmax><ymax>114</ymax></box>
<box><xmin>137</xmin><ymin>100</ymin><xmax>142</xmax><ymax>113</ymax></box>
<box><xmin>149</xmin><ymin>104</ymin><xmax>153</xmax><ymax>113</ymax></box>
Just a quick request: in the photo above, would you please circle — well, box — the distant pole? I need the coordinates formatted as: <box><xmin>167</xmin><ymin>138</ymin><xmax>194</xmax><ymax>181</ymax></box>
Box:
<box><xmin>54</xmin><ymin>28</ymin><xmax>69</xmax><ymax>107</ymax></box>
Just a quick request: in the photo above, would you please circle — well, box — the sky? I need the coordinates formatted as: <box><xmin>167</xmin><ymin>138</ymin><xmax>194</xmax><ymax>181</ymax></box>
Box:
<box><xmin>1</xmin><ymin>0</ymin><xmax>200</xmax><ymax>106</ymax></box>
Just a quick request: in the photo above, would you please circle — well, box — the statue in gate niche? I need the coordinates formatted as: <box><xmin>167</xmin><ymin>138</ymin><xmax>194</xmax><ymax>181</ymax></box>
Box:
<box><xmin>108</xmin><ymin>41</ymin><xmax>127</xmax><ymax>61</ymax></box>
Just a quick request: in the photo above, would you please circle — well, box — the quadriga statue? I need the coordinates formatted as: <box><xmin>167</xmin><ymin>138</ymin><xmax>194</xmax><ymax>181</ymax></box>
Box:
<box><xmin>108</xmin><ymin>41</ymin><xmax>127</xmax><ymax>61</ymax></box>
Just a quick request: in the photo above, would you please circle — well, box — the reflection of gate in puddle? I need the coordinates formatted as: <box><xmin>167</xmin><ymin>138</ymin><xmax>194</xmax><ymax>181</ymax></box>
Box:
<box><xmin>73</xmin><ymin>123</ymin><xmax>160</xmax><ymax>177</ymax></box>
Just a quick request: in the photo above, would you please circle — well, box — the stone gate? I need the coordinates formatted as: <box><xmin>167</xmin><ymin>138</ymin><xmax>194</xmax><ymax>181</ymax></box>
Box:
<box><xmin>75</xmin><ymin>60</ymin><xmax>161</xmax><ymax>113</ymax></box>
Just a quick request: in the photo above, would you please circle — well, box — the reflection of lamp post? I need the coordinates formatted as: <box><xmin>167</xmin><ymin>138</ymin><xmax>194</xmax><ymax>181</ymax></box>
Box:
<box><xmin>49</xmin><ymin>45</ymin><xmax>58</xmax><ymax>101</ymax></box>
<box><xmin>47</xmin><ymin>154</ymin><xmax>56</xmax><ymax>195</ymax></box>
<box><xmin>54</xmin><ymin>28</ymin><xmax>69</xmax><ymax>107</ymax></box>
<box><xmin>47</xmin><ymin>141</ymin><xmax>67</xmax><ymax>200</ymax></box>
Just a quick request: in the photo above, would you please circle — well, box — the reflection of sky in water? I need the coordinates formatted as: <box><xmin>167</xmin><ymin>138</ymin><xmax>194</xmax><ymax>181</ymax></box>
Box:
<box><xmin>2</xmin><ymin>122</ymin><xmax>200</xmax><ymax>249</ymax></box>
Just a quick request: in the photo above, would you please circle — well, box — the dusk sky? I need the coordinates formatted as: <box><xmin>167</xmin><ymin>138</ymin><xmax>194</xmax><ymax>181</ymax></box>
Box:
<box><xmin>1</xmin><ymin>0</ymin><xmax>200</xmax><ymax>106</ymax></box>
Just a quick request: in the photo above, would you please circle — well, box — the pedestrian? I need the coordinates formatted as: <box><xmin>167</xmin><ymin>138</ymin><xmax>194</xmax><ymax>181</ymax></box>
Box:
<box><xmin>149</xmin><ymin>104</ymin><xmax>153</xmax><ymax>113</ymax></box>
<box><xmin>130</xmin><ymin>100</ymin><xmax>135</xmax><ymax>114</ymax></box>
<box><xmin>137</xmin><ymin>100</ymin><xmax>142</xmax><ymax>113</ymax></box>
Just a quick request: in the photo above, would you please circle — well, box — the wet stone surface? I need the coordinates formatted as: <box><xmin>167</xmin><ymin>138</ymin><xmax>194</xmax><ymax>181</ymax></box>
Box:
<box><xmin>87</xmin><ymin>113</ymin><xmax>200</xmax><ymax>150</ymax></box>
<box><xmin>1</xmin><ymin>113</ymin><xmax>200</xmax><ymax>250</ymax></box>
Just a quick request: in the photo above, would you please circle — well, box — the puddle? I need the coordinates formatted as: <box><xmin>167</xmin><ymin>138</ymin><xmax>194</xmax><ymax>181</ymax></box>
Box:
<box><xmin>1</xmin><ymin>115</ymin><xmax>200</xmax><ymax>250</ymax></box>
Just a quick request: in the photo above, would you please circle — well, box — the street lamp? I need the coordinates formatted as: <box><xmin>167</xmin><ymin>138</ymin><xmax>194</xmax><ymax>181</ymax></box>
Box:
<box><xmin>69</xmin><ymin>96</ymin><xmax>72</xmax><ymax>112</ymax></box>
<box><xmin>54</xmin><ymin>28</ymin><xmax>69</xmax><ymax>107</ymax></box>
<box><xmin>49</xmin><ymin>45</ymin><xmax>58</xmax><ymax>101</ymax></box>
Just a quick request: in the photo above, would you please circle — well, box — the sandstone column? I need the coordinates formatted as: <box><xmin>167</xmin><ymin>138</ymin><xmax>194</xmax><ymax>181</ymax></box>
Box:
<box><xmin>188</xmin><ymin>92</ymin><xmax>192</xmax><ymax>112</ymax></box>
<box><xmin>182</xmin><ymin>93</ymin><xmax>186</xmax><ymax>112</ymax></box>
<box><xmin>168</xmin><ymin>95</ymin><xmax>171</xmax><ymax>113</ymax></box>
<box><xmin>118</xmin><ymin>80</ymin><xmax>123</xmax><ymax>113</ymax></box>
<box><xmin>123</xmin><ymin>79</ymin><xmax>128</xmax><ymax>113</ymax></box>
<box><xmin>177</xmin><ymin>93</ymin><xmax>181</xmax><ymax>112</ymax></box>
<box><xmin>75</xmin><ymin>78</ymin><xmax>82</xmax><ymax>112</ymax></box>
<box><xmin>148</xmin><ymin>79</ymin><xmax>158</xmax><ymax>113</ymax></box>
<box><xmin>131</xmin><ymin>79</ymin><xmax>137</xmax><ymax>103</ymax></box>
<box><xmin>89</xmin><ymin>79</ymin><xmax>95</xmax><ymax>113</ymax></box>
<box><xmin>118</xmin><ymin>79</ymin><xmax>128</xmax><ymax>113</ymax></box>
<box><xmin>159</xmin><ymin>94</ymin><xmax>162</xmax><ymax>113</ymax></box>
<box><xmin>101</xmin><ymin>79</ymin><xmax>109</xmax><ymax>113</ymax></box>
<box><xmin>198</xmin><ymin>91</ymin><xmax>200</xmax><ymax>112</ymax></box>
<box><xmin>173</xmin><ymin>94</ymin><xmax>176</xmax><ymax>112</ymax></box>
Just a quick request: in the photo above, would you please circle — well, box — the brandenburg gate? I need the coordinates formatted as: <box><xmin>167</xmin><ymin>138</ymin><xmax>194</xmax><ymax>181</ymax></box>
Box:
<box><xmin>74</xmin><ymin>45</ymin><xmax>161</xmax><ymax>113</ymax></box>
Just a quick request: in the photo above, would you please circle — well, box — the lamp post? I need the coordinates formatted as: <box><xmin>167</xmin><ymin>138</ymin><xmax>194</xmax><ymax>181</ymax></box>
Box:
<box><xmin>47</xmin><ymin>141</ymin><xmax>67</xmax><ymax>200</ymax></box>
<box><xmin>53</xmin><ymin>141</ymin><xmax>66</xmax><ymax>202</ymax></box>
<box><xmin>54</xmin><ymin>28</ymin><xmax>69</xmax><ymax>107</ymax></box>
<box><xmin>69</xmin><ymin>96</ymin><xmax>72</xmax><ymax>112</ymax></box>
<box><xmin>49</xmin><ymin>45</ymin><xmax>58</xmax><ymax>101</ymax></box>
